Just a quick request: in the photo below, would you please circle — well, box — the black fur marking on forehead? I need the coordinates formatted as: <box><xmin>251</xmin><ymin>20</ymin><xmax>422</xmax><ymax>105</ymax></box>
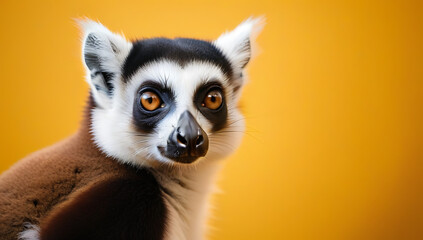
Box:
<box><xmin>122</xmin><ymin>38</ymin><xmax>233</xmax><ymax>81</ymax></box>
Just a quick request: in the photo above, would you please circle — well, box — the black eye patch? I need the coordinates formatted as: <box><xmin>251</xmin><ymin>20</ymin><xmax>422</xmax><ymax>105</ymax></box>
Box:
<box><xmin>133</xmin><ymin>81</ymin><xmax>175</xmax><ymax>133</ymax></box>
<box><xmin>194</xmin><ymin>81</ymin><xmax>228</xmax><ymax>132</ymax></box>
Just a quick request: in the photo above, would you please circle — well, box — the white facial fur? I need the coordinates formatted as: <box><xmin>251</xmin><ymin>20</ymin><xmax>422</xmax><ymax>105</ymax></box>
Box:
<box><xmin>81</xmin><ymin>18</ymin><xmax>264</xmax><ymax>168</ymax></box>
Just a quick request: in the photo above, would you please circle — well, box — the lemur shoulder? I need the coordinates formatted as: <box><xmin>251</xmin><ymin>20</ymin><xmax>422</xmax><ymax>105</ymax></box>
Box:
<box><xmin>0</xmin><ymin>18</ymin><xmax>263</xmax><ymax>240</ymax></box>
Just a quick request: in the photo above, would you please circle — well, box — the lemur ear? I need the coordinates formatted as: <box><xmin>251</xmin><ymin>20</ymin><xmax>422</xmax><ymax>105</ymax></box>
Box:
<box><xmin>78</xmin><ymin>19</ymin><xmax>132</xmax><ymax>108</ymax></box>
<box><xmin>214</xmin><ymin>17</ymin><xmax>265</xmax><ymax>70</ymax></box>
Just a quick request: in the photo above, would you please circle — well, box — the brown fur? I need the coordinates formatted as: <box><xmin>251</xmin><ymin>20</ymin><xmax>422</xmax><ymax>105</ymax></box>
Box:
<box><xmin>39</xmin><ymin>170</ymin><xmax>167</xmax><ymax>240</ymax></box>
<box><xmin>0</xmin><ymin>97</ymin><xmax>153</xmax><ymax>239</ymax></box>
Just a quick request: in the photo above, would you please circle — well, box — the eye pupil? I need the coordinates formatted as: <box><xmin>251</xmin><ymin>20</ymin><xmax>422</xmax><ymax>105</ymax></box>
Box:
<box><xmin>203</xmin><ymin>89</ymin><xmax>223</xmax><ymax>110</ymax></box>
<box><xmin>140</xmin><ymin>91</ymin><xmax>162</xmax><ymax>111</ymax></box>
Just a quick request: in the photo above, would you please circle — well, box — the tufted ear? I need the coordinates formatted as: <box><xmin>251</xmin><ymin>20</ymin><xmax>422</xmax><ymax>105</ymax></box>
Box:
<box><xmin>78</xmin><ymin>19</ymin><xmax>132</xmax><ymax>108</ymax></box>
<box><xmin>214</xmin><ymin>17</ymin><xmax>265</xmax><ymax>71</ymax></box>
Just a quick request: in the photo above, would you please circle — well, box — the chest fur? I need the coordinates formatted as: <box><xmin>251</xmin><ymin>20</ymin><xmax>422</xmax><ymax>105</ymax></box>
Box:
<box><xmin>153</xmin><ymin>162</ymin><xmax>222</xmax><ymax>240</ymax></box>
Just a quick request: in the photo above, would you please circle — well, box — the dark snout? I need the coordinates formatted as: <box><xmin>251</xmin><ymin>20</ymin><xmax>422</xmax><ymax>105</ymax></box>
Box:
<box><xmin>162</xmin><ymin>111</ymin><xmax>209</xmax><ymax>163</ymax></box>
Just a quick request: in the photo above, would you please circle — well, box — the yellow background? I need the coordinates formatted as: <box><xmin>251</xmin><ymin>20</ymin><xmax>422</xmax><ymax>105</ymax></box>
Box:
<box><xmin>1</xmin><ymin>0</ymin><xmax>422</xmax><ymax>239</ymax></box>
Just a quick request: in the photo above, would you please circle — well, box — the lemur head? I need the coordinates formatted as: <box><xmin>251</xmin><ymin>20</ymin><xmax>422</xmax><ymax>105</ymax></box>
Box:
<box><xmin>80</xmin><ymin>18</ymin><xmax>263</xmax><ymax>167</ymax></box>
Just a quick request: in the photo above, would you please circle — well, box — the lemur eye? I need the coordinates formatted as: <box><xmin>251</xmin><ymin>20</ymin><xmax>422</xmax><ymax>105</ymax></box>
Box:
<box><xmin>202</xmin><ymin>90</ymin><xmax>223</xmax><ymax>110</ymax></box>
<box><xmin>140</xmin><ymin>91</ymin><xmax>162</xmax><ymax>111</ymax></box>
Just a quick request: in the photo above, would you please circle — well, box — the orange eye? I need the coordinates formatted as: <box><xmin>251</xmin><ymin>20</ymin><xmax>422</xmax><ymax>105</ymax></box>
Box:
<box><xmin>202</xmin><ymin>90</ymin><xmax>223</xmax><ymax>110</ymax></box>
<box><xmin>140</xmin><ymin>91</ymin><xmax>162</xmax><ymax>111</ymax></box>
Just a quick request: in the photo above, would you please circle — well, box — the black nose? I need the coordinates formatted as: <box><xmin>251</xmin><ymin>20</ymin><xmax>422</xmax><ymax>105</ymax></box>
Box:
<box><xmin>164</xmin><ymin>111</ymin><xmax>209</xmax><ymax>163</ymax></box>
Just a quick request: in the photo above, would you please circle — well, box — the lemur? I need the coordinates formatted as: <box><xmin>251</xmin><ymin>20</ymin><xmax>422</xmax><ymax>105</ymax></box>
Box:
<box><xmin>0</xmin><ymin>18</ymin><xmax>263</xmax><ymax>240</ymax></box>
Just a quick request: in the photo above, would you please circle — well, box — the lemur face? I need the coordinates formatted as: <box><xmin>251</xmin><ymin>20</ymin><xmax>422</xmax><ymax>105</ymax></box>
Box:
<box><xmin>81</xmin><ymin>19</ymin><xmax>263</xmax><ymax>167</ymax></box>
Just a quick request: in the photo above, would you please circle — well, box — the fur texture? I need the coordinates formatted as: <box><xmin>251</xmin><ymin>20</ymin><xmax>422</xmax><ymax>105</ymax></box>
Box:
<box><xmin>0</xmin><ymin>18</ymin><xmax>263</xmax><ymax>240</ymax></box>
<box><xmin>18</xmin><ymin>224</ymin><xmax>40</xmax><ymax>240</ymax></box>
